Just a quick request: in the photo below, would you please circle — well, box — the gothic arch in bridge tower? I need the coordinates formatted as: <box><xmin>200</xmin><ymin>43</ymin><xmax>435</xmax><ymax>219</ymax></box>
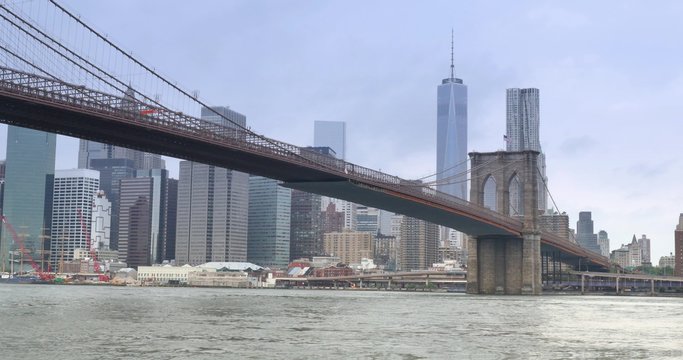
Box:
<box><xmin>482</xmin><ymin>175</ymin><xmax>497</xmax><ymax>212</ymax></box>
<box><xmin>508</xmin><ymin>172</ymin><xmax>523</xmax><ymax>216</ymax></box>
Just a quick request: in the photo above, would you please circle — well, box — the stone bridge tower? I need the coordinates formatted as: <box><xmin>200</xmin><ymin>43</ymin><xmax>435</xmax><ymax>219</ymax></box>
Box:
<box><xmin>467</xmin><ymin>150</ymin><xmax>542</xmax><ymax>295</ymax></box>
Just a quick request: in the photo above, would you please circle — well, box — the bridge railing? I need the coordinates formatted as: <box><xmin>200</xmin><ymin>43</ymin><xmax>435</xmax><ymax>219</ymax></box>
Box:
<box><xmin>0</xmin><ymin>66</ymin><xmax>521</xmax><ymax>230</ymax></box>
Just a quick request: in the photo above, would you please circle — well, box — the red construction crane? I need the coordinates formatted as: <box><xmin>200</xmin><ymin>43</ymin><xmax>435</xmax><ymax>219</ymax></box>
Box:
<box><xmin>0</xmin><ymin>215</ymin><xmax>54</xmax><ymax>281</ymax></box>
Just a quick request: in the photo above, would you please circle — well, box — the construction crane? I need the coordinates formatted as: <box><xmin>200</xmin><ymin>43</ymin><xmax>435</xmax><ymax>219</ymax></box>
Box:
<box><xmin>77</xmin><ymin>208</ymin><xmax>108</xmax><ymax>281</ymax></box>
<box><xmin>0</xmin><ymin>215</ymin><xmax>55</xmax><ymax>281</ymax></box>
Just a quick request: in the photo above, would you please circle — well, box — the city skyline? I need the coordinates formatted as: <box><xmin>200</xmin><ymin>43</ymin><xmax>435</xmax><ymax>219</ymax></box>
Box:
<box><xmin>0</xmin><ymin>1</ymin><xmax>681</xmax><ymax>261</ymax></box>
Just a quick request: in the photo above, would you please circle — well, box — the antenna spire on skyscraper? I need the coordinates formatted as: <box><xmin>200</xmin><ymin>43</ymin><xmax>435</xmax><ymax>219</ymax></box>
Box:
<box><xmin>450</xmin><ymin>28</ymin><xmax>455</xmax><ymax>79</ymax></box>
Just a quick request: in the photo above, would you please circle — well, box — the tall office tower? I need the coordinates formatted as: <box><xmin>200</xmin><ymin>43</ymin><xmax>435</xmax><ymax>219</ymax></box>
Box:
<box><xmin>290</xmin><ymin>189</ymin><xmax>323</xmax><ymax>261</ymax></box>
<box><xmin>506</xmin><ymin>88</ymin><xmax>548</xmax><ymax>212</ymax></box>
<box><xmin>175</xmin><ymin>106</ymin><xmax>249</xmax><ymax>266</ymax></box>
<box><xmin>378</xmin><ymin>210</ymin><xmax>393</xmax><ymax>235</ymax></box>
<box><xmin>675</xmin><ymin>214</ymin><xmax>683</xmax><ymax>276</ymax></box>
<box><xmin>400</xmin><ymin>216</ymin><xmax>438</xmax><ymax>271</ymax></box>
<box><xmin>91</xmin><ymin>190</ymin><xmax>112</xmax><ymax>250</ymax></box>
<box><xmin>49</xmin><ymin>169</ymin><xmax>100</xmax><ymax>268</ymax></box>
<box><xmin>78</xmin><ymin>140</ymin><xmax>164</xmax><ymax>171</ymax></box>
<box><xmin>597</xmin><ymin>230</ymin><xmax>610</xmax><ymax>258</ymax></box>
<box><xmin>0</xmin><ymin>160</ymin><xmax>5</xmax><ymax>242</ymax></box>
<box><xmin>313</xmin><ymin>121</ymin><xmax>354</xmax><ymax>230</ymax></box>
<box><xmin>141</xmin><ymin>153</ymin><xmax>166</xmax><ymax>171</ymax></box>
<box><xmin>436</xmin><ymin>35</ymin><xmax>468</xmax><ymax>200</ymax></box>
<box><xmin>118</xmin><ymin>177</ymin><xmax>153</xmax><ymax>268</ymax></box>
<box><xmin>201</xmin><ymin>106</ymin><xmax>247</xmax><ymax>129</ymax></box>
<box><xmin>321</xmin><ymin>202</ymin><xmax>344</xmax><ymax>234</ymax></box>
<box><xmin>576</xmin><ymin>211</ymin><xmax>601</xmax><ymax>254</ymax></box>
<box><xmin>164</xmin><ymin>178</ymin><xmax>178</xmax><ymax>262</ymax></box>
<box><xmin>314</xmin><ymin>121</ymin><xmax>346</xmax><ymax>160</ymax></box>
<box><xmin>89</xmin><ymin>158</ymin><xmax>136</xmax><ymax>250</ymax></box>
<box><xmin>175</xmin><ymin>162</ymin><xmax>249</xmax><ymax>265</ymax></box>
<box><xmin>539</xmin><ymin>213</ymin><xmax>570</xmax><ymax>241</ymax></box>
<box><xmin>628</xmin><ymin>235</ymin><xmax>642</xmax><ymax>267</ymax></box>
<box><xmin>342</xmin><ymin>202</ymin><xmax>357</xmax><ymax>231</ymax></box>
<box><xmin>248</xmin><ymin>176</ymin><xmax>291</xmax><ymax>268</ymax></box>
<box><xmin>437</xmin><ymin>35</ymin><xmax>468</xmax><ymax>250</ymax></box>
<box><xmin>391</xmin><ymin>214</ymin><xmax>404</xmax><ymax>270</ymax></box>
<box><xmin>135</xmin><ymin>169</ymin><xmax>176</xmax><ymax>264</ymax></box>
<box><xmin>356</xmin><ymin>206</ymin><xmax>380</xmax><ymax>233</ymax></box>
<box><xmin>637</xmin><ymin>234</ymin><xmax>651</xmax><ymax>264</ymax></box>
<box><xmin>0</xmin><ymin>127</ymin><xmax>56</xmax><ymax>272</ymax></box>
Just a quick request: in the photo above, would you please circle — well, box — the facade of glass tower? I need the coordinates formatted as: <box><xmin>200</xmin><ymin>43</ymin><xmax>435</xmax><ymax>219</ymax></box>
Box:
<box><xmin>175</xmin><ymin>106</ymin><xmax>249</xmax><ymax>265</ymax></box>
<box><xmin>248</xmin><ymin>175</ymin><xmax>291</xmax><ymax>268</ymax></box>
<box><xmin>436</xmin><ymin>73</ymin><xmax>468</xmax><ymax>199</ymax></box>
<box><xmin>0</xmin><ymin>126</ymin><xmax>56</xmax><ymax>272</ymax></box>
<box><xmin>313</xmin><ymin>121</ymin><xmax>356</xmax><ymax>231</ymax></box>
<box><xmin>313</xmin><ymin>121</ymin><xmax>346</xmax><ymax>160</ymax></box>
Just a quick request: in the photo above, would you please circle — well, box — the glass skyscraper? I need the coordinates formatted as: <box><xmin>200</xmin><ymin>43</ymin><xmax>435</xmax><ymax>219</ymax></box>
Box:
<box><xmin>118</xmin><ymin>177</ymin><xmax>154</xmax><ymax>268</ymax></box>
<box><xmin>436</xmin><ymin>39</ymin><xmax>468</xmax><ymax>252</ymax></box>
<box><xmin>290</xmin><ymin>189</ymin><xmax>323</xmax><ymax>261</ymax></box>
<box><xmin>248</xmin><ymin>175</ymin><xmax>291</xmax><ymax>268</ymax></box>
<box><xmin>313</xmin><ymin>121</ymin><xmax>355</xmax><ymax>231</ymax></box>
<box><xmin>133</xmin><ymin>169</ymin><xmax>176</xmax><ymax>265</ymax></box>
<box><xmin>175</xmin><ymin>106</ymin><xmax>249</xmax><ymax>265</ymax></box>
<box><xmin>436</xmin><ymin>59</ymin><xmax>468</xmax><ymax>200</ymax></box>
<box><xmin>576</xmin><ymin>211</ymin><xmax>602</xmax><ymax>255</ymax></box>
<box><xmin>0</xmin><ymin>126</ymin><xmax>56</xmax><ymax>272</ymax></box>
<box><xmin>506</xmin><ymin>88</ymin><xmax>541</xmax><ymax>152</ymax></box>
<box><xmin>313</xmin><ymin>121</ymin><xmax>345</xmax><ymax>160</ymax></box>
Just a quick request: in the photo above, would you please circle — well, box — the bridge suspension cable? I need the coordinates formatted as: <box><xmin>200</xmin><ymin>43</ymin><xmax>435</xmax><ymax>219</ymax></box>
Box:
<box><xmin>538</xmin><ymin>166</ymin><xmax>561</xmax><ymax>215</ymax></box>
<box><xmin>43</xmin><ymin>0</ymin><xmax>329</xmax><ymax>169</ymax></box>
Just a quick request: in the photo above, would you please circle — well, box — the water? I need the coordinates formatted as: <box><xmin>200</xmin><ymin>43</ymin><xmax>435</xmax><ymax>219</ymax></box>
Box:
<box><xmin>0</xmin><ymin>285</ymin><xmax>682</xmax><ymax>359</ymax></box>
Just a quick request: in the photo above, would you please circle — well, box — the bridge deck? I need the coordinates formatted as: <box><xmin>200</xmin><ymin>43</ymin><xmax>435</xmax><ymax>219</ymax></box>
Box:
<box><xmin>0</xmin><ymin>66</ymin><xmax>609</xmax><ymax>268</ymax></box>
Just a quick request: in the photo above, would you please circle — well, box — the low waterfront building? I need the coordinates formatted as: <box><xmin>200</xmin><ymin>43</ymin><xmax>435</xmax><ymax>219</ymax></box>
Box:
<box><xmin>188</xmin><ymin>271</ymin><xmax>251</xmax><ymax>287</ymax></box>
<box><xmin>310</xmin><ymin>256</ymin><xmax>341</xmax><ymax>268</ymax></box>
<box><xmin>313</xmin><ymin>265</ymin><xmax>354</xmax><ymax>277</ymax></box>
<box><xmin>137</xmin><ymin>262</ymin><xmax>265</xmax><ymax>286</ymax></box>
<box><xmin>137</xmin><ymin>264</ymin><xmax>212</xmax><ymax>285</ymax></box>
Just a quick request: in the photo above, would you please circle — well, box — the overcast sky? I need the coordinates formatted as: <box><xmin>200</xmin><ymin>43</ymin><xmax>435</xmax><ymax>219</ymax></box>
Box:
<box><xmin>1</xmin><ymin>0</ymin><xmax>682</xmax><ymax>261</ymax></box>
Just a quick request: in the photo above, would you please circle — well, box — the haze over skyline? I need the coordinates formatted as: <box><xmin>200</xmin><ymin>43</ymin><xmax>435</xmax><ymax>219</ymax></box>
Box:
<box><xmin>1</xmin><ymin>0</ymin><xmax>682</xmax><ymax>261</ymax></box>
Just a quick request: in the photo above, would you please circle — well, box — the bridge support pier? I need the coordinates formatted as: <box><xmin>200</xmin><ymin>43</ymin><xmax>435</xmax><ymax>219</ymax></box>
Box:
<box><xmin>466</xmin><ymin>232</ymin><xmax>541</xmax><ymax>295</ymax></box>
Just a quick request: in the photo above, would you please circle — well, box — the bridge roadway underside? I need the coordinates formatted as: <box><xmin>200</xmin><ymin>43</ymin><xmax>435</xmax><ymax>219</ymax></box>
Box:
<box><xmin>0</xmin><ymin>95</ymin><xmax>346</xmax><ymax>183</ymax></box>
<box><xmin>283</xmin><ymin>181</ymin><xmax>514</xmax><ymax>237</ymax></box>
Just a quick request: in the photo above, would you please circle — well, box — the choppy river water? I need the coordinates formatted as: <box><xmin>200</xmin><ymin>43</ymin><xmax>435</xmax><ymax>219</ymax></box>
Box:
<box><xmin>0</xmin><ymin>284</ymin><xmax>682</xmax><ymax>359</ymax></box>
